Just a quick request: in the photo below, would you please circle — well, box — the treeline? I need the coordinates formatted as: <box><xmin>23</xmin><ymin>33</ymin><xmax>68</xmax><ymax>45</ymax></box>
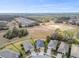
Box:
<box><xmin>54</xmin><ymin>17</ymin><xmax>70</xmax><ymax>23</ymax></box>
<box><xmin>26</xmin><ymin>16</ymin><xmax>52</xmax><ymax>23</ymax></box>
<box><xmin>46</xmin><ymin>29</ymin><xmax>79</xmax><ymax>44</ymax></box>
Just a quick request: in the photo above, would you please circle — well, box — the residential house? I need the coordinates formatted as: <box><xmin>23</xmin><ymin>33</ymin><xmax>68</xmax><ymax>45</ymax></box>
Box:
<box><xmin>57</xmin><ymin>42</ymin><xmax>69</xmax><ymax>54</ymax></box>
<box><xmin>47</xmin><ymin>40</ymin><xmax>58</xmax><ymax>56</ymax></box>
<box><xmin>23</xmin><ymin>41</ymin><xmax>34</xmax><ymax>52</ymax></box>
<box><xmin>36</xmin><ymin>39</ymin><xmax>44</xmax><ymax>49</ymax></box>
<box><xmin>36</xmin><ymin>39</ymin><xmax>44</xmax><ymax>55</ymax></box>
<box><xmin>15</xmin><ymin>17</ymin><xmax>38</xmax><ymax>27</ymax></box>
<box><xmin>0</xmin><ymin>49</ymin><xmax>20</xmax><ymax>58</ymax></box>
<box><xmin>0</xmin><ymin>21</ymin><xmax>8</xmax><ymax>30</ymax></box>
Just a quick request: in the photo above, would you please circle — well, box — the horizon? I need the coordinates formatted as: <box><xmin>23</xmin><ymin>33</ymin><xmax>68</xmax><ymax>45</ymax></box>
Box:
<box><xmin>0</xmin><ymin>0</ymin><xmax>79</xmax><ymax>13</ymax></box>
<box><xmin>0</xmin><ymin>12</ymin><xmax>79</xmax><ymax>14</ymax></box>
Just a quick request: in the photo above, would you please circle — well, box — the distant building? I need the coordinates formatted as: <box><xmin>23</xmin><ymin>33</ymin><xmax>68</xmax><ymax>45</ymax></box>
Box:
<box><xmin>68</xmin><ymin>19</ymin><xmax>79</xmax><ymax>26</ymax></box>
<box><xmin>0</xmin><ymin>21</ymin><xmax>8</xmax><ymax>26</ymax></box>
<box><xmin>0</xmin><ymin>49</ymin><xmax>20</xmax><ymax>58</ymax></box>
<box><xmin>70</xmin><ymin>44</ymin><xmax>79</xmax><ymax>58</ymax></box>
<box><xmin>57</xmin><ymin>42</ymin><xmax>69</xmax><ymax>54</ymax></box>
<box><xmin>7</xmin><ymin>20</ymin><xmax>19</xmax><ymax>30</ymax></box>
<box><xmin>68</xmin><ymin>19</ymin><xmax>76</xmax><ymax>25</ymax></box>
<box><xmin>15</xmin><ymin>17</ymin><xmax>38</xmax><ymax>27</ymax></box>
<box><xmin>0</xmin><ymin>21</ymin><xmax>8</xmax><ymax>30</ymax></box>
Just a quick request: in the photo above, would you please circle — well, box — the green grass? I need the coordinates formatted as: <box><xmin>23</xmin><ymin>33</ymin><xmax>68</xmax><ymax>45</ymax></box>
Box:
<box><xmin>4</xmin><ymin>40</ymin><xmax>27</xmax><ymax>58</ymax></box>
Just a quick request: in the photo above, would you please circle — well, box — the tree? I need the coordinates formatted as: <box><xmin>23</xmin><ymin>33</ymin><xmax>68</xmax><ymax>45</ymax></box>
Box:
<box><xmin>51</xmin><ymin>29</ymin><xmax>64</xmax><ymax>41</ymax></box>
<box><xmin>63</xmin><ymin>30</ymin><xmax>74</xmax><ymax>43</ymax></box>
<box><xmin>3</xmin><ymin>27</ymin><xmax>28</xmax><ymax>39</ymax></box>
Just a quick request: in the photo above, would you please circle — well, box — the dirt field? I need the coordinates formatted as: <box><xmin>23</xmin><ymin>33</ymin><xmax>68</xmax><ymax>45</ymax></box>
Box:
<box><xmin>27</xmin><ymin>21</ymin><xmax>79</xmax><ymax>40</ymax></box>
<box><xmin>0</xmin><ymin>21</ymin><xmax>79</xmax><ymax>48</ymax></box>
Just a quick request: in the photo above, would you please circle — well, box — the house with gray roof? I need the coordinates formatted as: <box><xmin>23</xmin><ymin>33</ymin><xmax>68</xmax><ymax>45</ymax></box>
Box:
<box><xmin>0</xmin><ymin>21</ymin><xmax>8</xmax><ymax>30</ymax></box>
<box><xmin>47</xmin><ymin>40</ymin><xmax>58</xmax><ymax>56</ymax></box>
<box><xmin>48</xmin><ymin>40</ymin><xmax>58</xmax><ymax>50</ymax></box>
<box><xmin>70</xmin><ymin>44</ymin><xmax>79</xmax><ymax>58</ymax></box>
<box><xmin>23</xmin><ymin>41</ymin><xmax>34</xmax><ymax>52</ymax></box>
<box><xmin>0</xmin><ymin>49</ymin><xmax>20</xmax><ymax>58</ymax></box>
<box><xmin>15</xmin><ymin>17</ymin><xmax>38</xmax><ymax>27</ymax></box>
<box><xmin>36</xmin><ymin>39</ymin><xmax>44</xmax><ymax>49</ymax></box>
<box><xmin>57</xmin><ymin>42</ymin><xmax>69</xmax><ymax>54</ymax></box>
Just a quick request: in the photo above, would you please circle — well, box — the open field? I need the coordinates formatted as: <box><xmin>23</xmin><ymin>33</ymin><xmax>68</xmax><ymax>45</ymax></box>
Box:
<box><xmin>0</xmin><ymin>21</ymin><xmax>79</xmax><ymax>58</ymax></box>
<box><xmin>27</xmin><ymin>21</ymin><xmax>79</xmax><ymax>40</ymax></box>
<box><xmin>0</xmin><ymin>21</ymin><xmax>79</xmax><ymax>48</ymax></box>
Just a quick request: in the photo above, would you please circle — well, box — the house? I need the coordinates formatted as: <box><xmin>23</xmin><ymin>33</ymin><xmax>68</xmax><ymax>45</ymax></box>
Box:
<box><xmin>68</xmin><ymin>19</ymin><xmax>79</xmax><ymax>26</ymax></box>
<box><xmin>48</xmin><ymin>40</ymin><xmax>58</xmax><ymax>50</ymax></box>
<box><xmin>68</xmin><ymin>19</ymin><xmax>76</xmax><ymax>25</ymax></box>
<box><xmin>46</xmin><ymin>40</ymin><xmax>58</xmax><ymax>56</ymax></box>
<box><xmin>15</xmin><ymin>17</ymin><xmax>38</xmax><ymax>27</ymax></box>
<box><xmin>0</xmin><ymin>49</ymin><xmax>20</xmax><ymax>58</ymax></box>
<box><xmin>7</xmin><ymin>20</ymin><xmax>19</xmax><ymax>30</ymax></box>
<box><xmin>70</xmin><ymin>44</ymin><xmax>79</xmax><ymax>58</ymax></box>
<box><xmin>23</xmin><ymin>41</ymin><xmax>34</xmax><ymax>52</ymax></box>
<box><xmin>36</xmin><ymin>39</ymin><xmax>44</xmax><ymax>49</ymax></box>
<box><xmin>35</xmin><ymin>39</ymin><xmax>45</xmax><ymax>55</ymax></box>
<box><xmin>0</xmin><ymin>21</ymin><xmax>8</xmax><ymax>30</ymax></box>
<box><xmin>57</xmin><ymin>42</ymin><xmax>69</xmax><ymax>54</ymax></box>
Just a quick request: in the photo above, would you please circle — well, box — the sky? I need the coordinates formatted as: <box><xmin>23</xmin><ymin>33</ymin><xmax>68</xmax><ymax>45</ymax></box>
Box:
<box><xmin>0</xmin><ymin>0</ymin><xmax>79</xmax><ymax>13</ymax></box>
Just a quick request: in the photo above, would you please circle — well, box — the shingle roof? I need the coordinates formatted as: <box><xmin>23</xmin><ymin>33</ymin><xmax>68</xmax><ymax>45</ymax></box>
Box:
<box><xmin>57</xmin><ymin>42</ymin><xmax>69</xmax><ymax>54</ymax></box>
<box><xmin>36</xmin><ymin>39</ymin><xmax>44</xmax><ymax>48</ymax></box>
<box><xmin>0</xmin><ymin>49</ymin><xmax>19</xmax><ymax>58</ymax></box>
<box><xmin>23</xmin><ymin>41</ymin><xmax>34</xmax><ymax>52</ymax></box>
<box><xmin>71</xmin><ymin>44</ymin><xmax>79</xmax><ymax>58</ymax></box>
<box><xmin>16</xmin><ymin>17</ymin><xmax>37</xmax><ymax>27</ymax></box>
<box><xmin>48</xmin><ymin>40</ymin><xmax>58</xmax><ymax>50</ymax></box>
<box><xmin>0</xmin><ymin>21</ymin><xmax>8</xmax><ymax>27</ymax></box>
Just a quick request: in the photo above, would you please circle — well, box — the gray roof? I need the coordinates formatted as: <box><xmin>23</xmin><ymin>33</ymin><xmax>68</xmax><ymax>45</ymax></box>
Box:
<box><xmin>48</xmin><ymin>40</ymin><xmax>58</xmax><ymax>50</ymax></box>
<box><xmin>57</xmin><ymin>42</ymin><xmax>69</xmax><ymax>54</ymax></box>
<box><xmin>71</xmin><ymin>44</ymin><xmax>79</xmax><ymax>58</ymax></box>
<box><xmin>0</xmin><ymin>21</ymin><xmax>8</xmax><ymax>27</ymax></box>
<box><xmin>16</xmin><ymin>17</ymin><xmax>37</xmax><ymax>26</ymax></box>
<box><xmin>23</xmin><ymin>41</ymin><xmax>34</xmax><ymax>52</ymax></box>
<box><xmin>36</xmin><ymin>39</ymin><xmax>44</xmax><ymax>48</ymax></box>
<box><xmin>0</xmin><ymin>49</ymin><xmax>19</xmax><ymax>58</ymax></box>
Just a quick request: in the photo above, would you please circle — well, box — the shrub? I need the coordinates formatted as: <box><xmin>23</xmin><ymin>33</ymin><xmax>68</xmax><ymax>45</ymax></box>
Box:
<box><xmin>51</xmin><ymin>29</ymin><xmax>64</xmax><ymax>41</ymax></box>
<box><xmin>50</xmin><ymin>29</ymin><xmax>79</xmax><ymax>44</ymax></box>
<box><xmin>3</xmin><ymin>27</ymin><xmax>28</xmax><ymax>39</ymax></box>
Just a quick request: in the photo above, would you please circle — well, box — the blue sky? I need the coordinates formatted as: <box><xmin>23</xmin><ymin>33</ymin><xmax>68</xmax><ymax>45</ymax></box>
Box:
<box><xmin>0</xmin><ymin>0</ymin><xmax>79</xmax><ymax>13</ymax></box>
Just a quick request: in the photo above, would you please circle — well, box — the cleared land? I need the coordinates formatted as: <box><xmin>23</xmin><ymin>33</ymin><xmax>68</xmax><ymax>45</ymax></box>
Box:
<box><xmin>27</xmin><ymin>21</ymin><xmax>79</xmax><ymax>40</ymax></box>
<box><xmin>0</xmin><ymin>21</ymin><xmax>79</xmax><ymax>57</ymax></box>
<box><xmin>0</xmin><ymin>21</ymin><xmax>79</xmax><ymax>48</ymax></box>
